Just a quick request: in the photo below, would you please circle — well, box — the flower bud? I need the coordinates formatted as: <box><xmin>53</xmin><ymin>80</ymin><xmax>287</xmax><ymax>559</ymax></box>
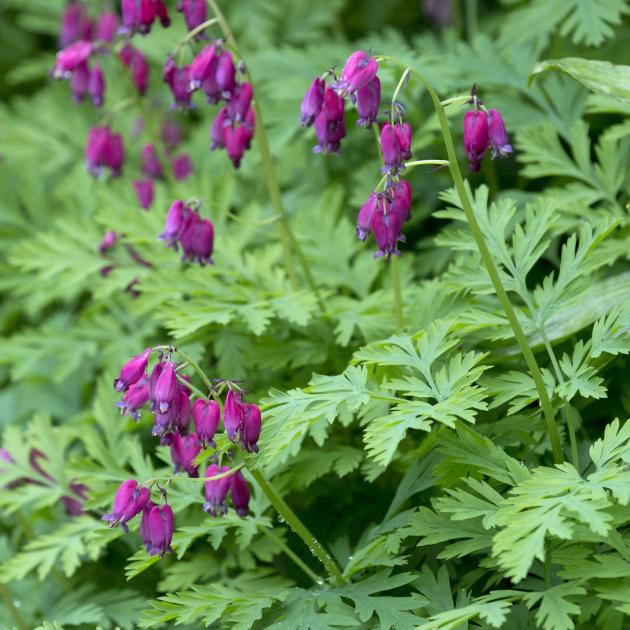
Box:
<box><xmin>192</xmin><ymin>399</ymin><xmax>220</xmax><ymax>446</ymax></box>
<box><xmin>487</xmin><ymin>109</ymin><xmax>513</xmax><ymax>159</ymax></box>
<box><xmin>161</xmin><ymin>120</ymin><xmax>182</xmax><ymax>151</ymax></box>
<box><xmin>99</xmin><ymin>230</ymin><xmax>118</xmax><ymax>254</ymax></box>
<box><xmin>141</xmin><ymin>144</ymin><xmax>164</xmax><ymax>179</ymax></box>
<box><xmin>313</xmin><ymin>90</ymin><xmax>346</xmax><ymax>154</ymax></box>
<box><xmin>203</xmin><ymin>464</ymin><xmax>231</xmax><ymax>515</ymax></box>
<box><xmin>210</xmin><ymin>108</ymin><xmax>228</xmax><ymax>149</ymax></box>
<box><xmin>102</xmin><ymin>479</ymin><xmax>150</xmax><ymax>532</ymax></box>
<box><xmin>394</xmin><ymin>122</ymin><xmax>412</xmax><ymax>160</ymax></box>
<box><xmin>140</xmin><ymin>499</ymin><xmax>157</xmax><ymax>550</ymax></box>
<box><xmin>172</xmin><ymin>154</ymin><xmax>192</xmax><ymax>180</ymax></box>
<box><xmin>153</xmin><ymin>361</ymin><xmax>178</xmax><ymax>413</ymax></box>
<box><xmin>223</xmin><ymin>389</ymin><xmax>245</xmax><ymax>441</ymax></box>
<box><xmin>170</xmin><ymin>432</ymin><xmax>201</xmax><ymax>477</ymax></box>
<box><xmin>392</xmin><ymin>180</ymin><xmax>412</xmax><ymax>223</ymax></box>
<box><xmin>88</xmin><ymin>63</ymin><xmax>105</xmax><ymax>107</ymax></box>
<box><xmin>356</xmin><ymin>76</ymin><xmax>380</xmax><ymax>128</ymax></box>
<box><xmin>224</xmin><ymin>123</ymin><xmax>252</xmax><ymax>169</ymax></box>
<box><xmin>114</xmin><ymin>348</ymin><xmax>151</xmax><ymax>392</ymax></box>
<box><xmin>230</xmin><ymin>470</ymin><xmax>250</xmax><ymax>517</ymax></box>
<box><xmin>119</xmin><ymin>45</ymin><xmax>150</xmax><ymax>95</ymax></box>
<box><xmin>356</xmin><ymin>192</ymin><xmax>378</xmax><ymax>241</ymax></box>
<box><xmin>177</xmin><ymin>0</ymin><xmax>208</xmax><ymax>36</ymax></box>
<box><xmin>59</xmin><ymin>2</ymin><xmax>92</xmax><ymax>48</ymax></box>
<box><xmin>134</xmin><ymin>179</ymin><xmax>154</xmax><ymax>210</ymax></box>
<box><xmin>336</xmin><ymin>50</ymin><xmax>378</xmax><ymax>95</ymax></box>
<box><xmin>463</xmin><ymin>110</ymin><xmax>489</xmax><ymax>172</ymax></box>
<box><xmin>61</xmin><ymin>482</ymin><xmax>88</xmax><ymax>517</ymax></box>
<box><xmin>300</xmin><ymin>77</ymin><xmax>325</xmax><ymax>127</ymax></box>
<box><xmin>241</xmin><ymin>404</ymin><xmax>261</xmax><ymax>453</ymax></box>
<box><xmin>146</xmin><ymin>504</ymin><xmax>174</xmax><ymax>557</ymax></box>
<box><xmin>163</xmin><ymin>59</ymin><xmax>193</xmax><ymax>109</ymax></box>
<box><xmin>173</xmin><ymin>386</ymin><xmax>192</xmax><ymax>433</ymax></box>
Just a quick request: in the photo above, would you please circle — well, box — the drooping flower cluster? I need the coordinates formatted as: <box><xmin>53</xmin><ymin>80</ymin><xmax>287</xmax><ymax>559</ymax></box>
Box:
<box><xmin>120</xmin><ymin>0</ymin><xmax>171</xmax><ymax>37</ymax></box>
<box><xmin>463</xmin><ymin>88</ymin><xmax>513</xmax><ymax>171</ymax></box>
<box><xmin>52</xmin><ymin>40</ymin><xmax>105</xmax><ymax>106</ymax></box>
<box><xmin>119</xmin><ymin>43</ymin><xmax>149</xmax><ymax>95</ymax></box>
<box><xmin>109</xmin><ymin>347</ymin><xmax>260</xmax><ymax>556</ymax></box>
<box><xmin>159</xmin><ymin>200</ymin><xmax>214</xmax><ymax>265</ymax></box>
<box><xmin>300</xmin><ymin>50</ymin><xmax>381</xmax><ymax>153</ymax></box>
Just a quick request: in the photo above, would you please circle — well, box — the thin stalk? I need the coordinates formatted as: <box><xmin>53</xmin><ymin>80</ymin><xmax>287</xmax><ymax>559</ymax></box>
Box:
<box><xmin>205</xmin><ymin>0</ymin><xmax>326</xmax><ymax>313</ymax></box>
<box><xmin>391</xmin><ymin>256</ymin><xmax>404</xmax><ymax>328</ymax></box>
<box><xmin>177</xmin><ymin>374</ymin><xmax>206</xmax><ymax>399</ymax></box>
<box><xmin>380</xmin><ymin>56</ymin><xmax>563</xmax><ymax>464</ymax></box>
<box><xmin>171</xmin><ymin>17</ymin><xmax>219</xmax><ymax>53</ymax></box>
<box><xmin>174</xmin><ymin>348</ymin><xmax>214</xmax><ymax>392</ymax></box>
<box><xmin>390</xmin><ymin>68</ymin><xmax>410</xmax><ymax>124</ymax></box>
<box><xmin>261</xmin><ymin>527</ymin><xmax>321</xmax><ymax>584</ymax></box>
<box><xmin>404</xmin><ymin>159</ymin><xmax>449</xmax><ymax>168</ymax></box>
<box><xmin>249</xmin><ymin>468</ymin><xmax>346</xmax><ymax>586</ymax></box>
<box><xmin>143</xmin><ymin>464</ymin><xmax>243</xmax><ymax>486</ymax></box>
<box><xmin>0</xmin><ymin>585</ymin><xmax>27</xmax><ymax>630</ymax></box>
<box><xmin>466</xmin><ymin>0</ymin><xmax>478</xmax><ymax>44</ymax></box>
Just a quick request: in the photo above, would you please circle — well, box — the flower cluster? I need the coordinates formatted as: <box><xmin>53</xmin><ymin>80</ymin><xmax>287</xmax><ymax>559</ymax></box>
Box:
<box><xmin>121</xmin><ymin>0</ymin><xmax>171</xmax><ymax>37</ymax></box>
<box><xmin>108</xmin><ymin>346</ymin><xmax>261</xmax><ymax>556</ymax></box>
<box><xmin>119</xmin><ymin>43</ymin><xmax>149</xmax><ymax>95</ymax></box>
<box><xmin>159</xmin><ymin>200</ymin><xmax>215</xmax><ymax>265</ymax></box>
<box><xmin>300</xmin><ymin>50</ymin><xmax>380</xmax><ymax>153</ymax></box>
<box><xmin>52</xmin><ymin>40</ymin><xmax>105</xmax><ymax>106</ymax></box>
<box><xmin>463</xmin><ymin>88</ymin><xmax>512</xmax><ymax>171</ymax></box>
<box><xmin>186</xmin><ymin>45</ymin><xmax>256</xmax><ymax>168</ymax></box>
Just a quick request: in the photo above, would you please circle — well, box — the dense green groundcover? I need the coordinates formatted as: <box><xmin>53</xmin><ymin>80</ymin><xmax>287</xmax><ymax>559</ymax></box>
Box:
<box><xmin>2</xmin><ymin>0</ymin><xmax>630</xmax><ymax>628</ymax></box>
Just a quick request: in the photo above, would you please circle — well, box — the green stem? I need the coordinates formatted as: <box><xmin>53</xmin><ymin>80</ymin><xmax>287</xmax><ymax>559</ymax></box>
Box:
<box><xmin>466</xmin><ymin>0</ymin><xmax>478</xmax><ymax>44</ymax></box>
<box><xmin>0</xmin><ymin>585</ymin><xmax>27</xmax><ymax>630</ymax></box>
<box><xmin>261</xmin><ymin>527</ymin><xmax>321</xmax><ymax>584</ymax></box>
<box><xmin>391</xmin><ymin>256</ymin><xmax>404</xmax><ymax>328</ymax></box>
<box><xmin>381</xmin><ymin>56</ymin><xmax>563</xmax><ymax>464</ymax></box>
<box><xmin>205</xmin><ymin>0</ymin><xmax>326</xmax><ymax>314</ymax></box>
<box><xmin>174</xmin><ymin>349</ymin><xmax>214</xmax><ymax>392</ymax></box>
<box><xmin>143</xmin><ymin>464</ymin><xmax>243</xmax><ymax>486</ymax></box>
<box><xmin>249</xmin><ymin>468</ymin><xmax>346</xmax><ymax>586</ymax></box>
<box><xmin>171</xmin><ymin>17</ymin><xmax>219</xmax><ymax>53</ymax></box>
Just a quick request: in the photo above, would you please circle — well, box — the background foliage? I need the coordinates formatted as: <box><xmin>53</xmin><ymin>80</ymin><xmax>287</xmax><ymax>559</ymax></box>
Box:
<box><xmin>1</xmin><ymin>0</ymin><xmax>630</xmax><ymax>628</ymax></box>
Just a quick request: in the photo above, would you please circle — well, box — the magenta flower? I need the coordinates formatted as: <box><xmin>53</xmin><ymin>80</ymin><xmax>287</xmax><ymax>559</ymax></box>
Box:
<box><xmin>241</xmin><ymin>403</ymin><xmax>261</xmax><ymax>453</ymax></box>
<box><xmin>463</xmin><ymin>110</ymin><xmax>489</xmax><ymax>172</ymax></box>
<box><xmin>120</xmin><ymin>44</ymin><xmax>149</xmax><ymax>95</ymax></box>
<box><xmin>141</xmin><ymin>144</ymin><xmax>164</xmax><ymax>179</ymax></box>
<box><xmin>372</xmin><ymin>196</ymin><xmax>405</xmax><ymax>259</ymax></box>
<box><xmin>177</xmin><ymin>0</ymin><xmax>208</xmax><ymax>36</ymax></box>
<box><xmin>180</xmin><ymin>215</ymin><xmax>214</xmax><ymax>265</ymax></box>
<box><xmin>300</xmin><ymin>77</ymin><xmax>325</xmax><ymax>127</ymax></box>
<box><xmin>117</xmin><ymin>376</ymin><xmax>150</xmax><ymax>421</ymax></box>
<box><xmin>356</xmin><ymin>76</ymin><xmax>380</xmax><ymax>128</ymax></box>
<box><xmin>356</xmin><ymin>192</ymin><xmax>378</xmax><ymax>241</ymax></box>
<box><xmin>85</xmin><ymin>126</ymin><xmax>125</xmax><ymax>177</ymax></box>
<box><xmin>53</xmin><ymin>40</ymin><xmax>92</xmax><ymax>78</ymax></box>
<box><xmin>153</xmin><ymin>361</ymin><xmax>178</xmax><ymax>413</ymax></box>
<box><xmin>164</xmin><ymin>58</ymin><xmax>193</xmax><ymax>109</ymax></box>
<box><xmin>95</xmin><ymin>11</ymin><xmax>119</xmax><ymax>42</ymax></box>
<box><xmin>380</xmin><ymin>123</ymin><xmax>403</xmax><ymax>173</ymax></box>
<box><xmin>192</xmin><ymin>399</ymin><xmax>220</xmax><ymax>446</ymax></box>
<box><xmin>226</xmin><ymin>82</ymin><xmax>253</xmax><ymax>123</ymax></box>
<box><xmin>88</xmin><ymin>63</ymin><xmax>105</xmax><ymax>106</ymax></box>
<box><xmin>170</xmin><ymin>432</ymin><xmax>201</xmax><ymax>477</ymax></box>
<box><xmin>122</xmin><ymin>0</ymin><xmax>170</xmax><ymax>36</ymax></box>
<box><xmin>394</xmin><ymin>122</ymin><xmax>412</xmax><ymax>160</ymax></box>
<box><xmin>210</xmin><ymin>108</ymin><xmax>228</xmax><ymax>149</ymax></box>
<box><xmin>161</xmin><ymin>120</ymin><xmax>182</xmax><ymax>151</ymax></box>
<box><xmin>134</xmin><ymin>179</ymin><xmax>154</xmax><ymax>210</ymax></box>
<box><xmin>313</xmin><ymin>88</ymin><xmax>346</xmax><ymax>154</ymax></box>
<box><xmin>487</xmin><ymin>109</ymin><xmax>513</xmax><ymax>159</ymax></box>
<box><xmin>99</xmin><ymin>230</ymin><xmax>118</xmax><ymax>254</ymax></box>
<box><xmin>230</xmin><ymin>471</ymin><xmax>250</xmax><ymax>517</ymax></box>
<box><xmin>114</xmin><ymin>348</ymin><xmax>151</xmax><ymax>392</ymax></box>
<box><xmin>224</xmin><ymin>121</ymin><xmax>254</xmax><ymax>169</ymax></box>
<box><xmin>59</xmin><ymin>2</ymin><xmax>92</xmax><ymax>48</ymax></box>
<box><xmin>203</xmin><ymin>464</ymin><xmax>231</xmax><ymax>515</ymax></box>
<box><xmin>172</xmin><ymin>154</ymin><xmax>192</xmax><ymax>180</ymax></box>
<box><xmin>102</xmin><ymin>479</ymin><xmax>150</xmax><ymax>532</ymax></box>
<box><xmin>223</xmin><ymin>389</ymin><xmax>245</xmax><ymax>441</ymax></box>
<box><xmin>215</xmin><ymin>51</ymin><xmax>236</xmax><ymax>99</ymax></box>
<box><xmin>159</xmin><ymin>200</ymin><xmax>187</xmax><ymax>247</ymax></box>
<box><xmin>145</xmin><ymin>504</ymin><xmax>174</xmax><ymax>557</ymax></box>
<box><xmin>189</xmin><ymin>45</ymin><xmax>217</xmax><ymax>90</ymax></box>
<box><xmin>61</xmin><ymin>482</ymin><xmax>88</xmax><ymax>517</ymax></box>
<box><xmin>392</xmin><ymin>179</ymin><xmax>412</xmax><ymax>223</ymax></box>
<box><xmin>335</xmin><ymin>50</ymin><xmax>378</xmax><ymax>95</ymax></box>
<box><xmin>173</xmin><ymin>386</ymin><xmax>192</xmax><ymax>434</ymax></box>
<box><xmin>140</xmin><ymin>499</ymin><xmax>157</xmax><ymax>550</ymax></box>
